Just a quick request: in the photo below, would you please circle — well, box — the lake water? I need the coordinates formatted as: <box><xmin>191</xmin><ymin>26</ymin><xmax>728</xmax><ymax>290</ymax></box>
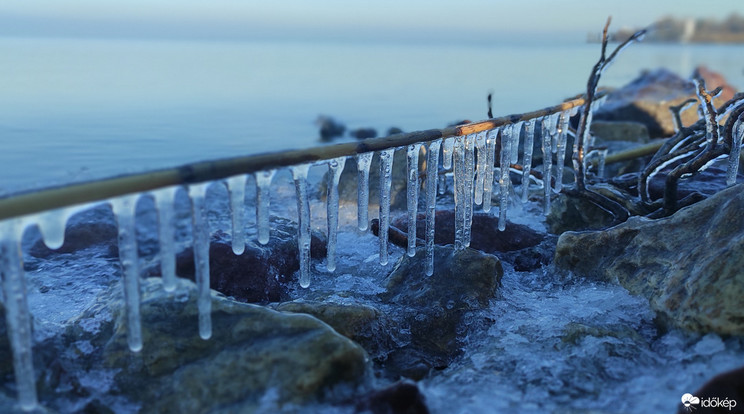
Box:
<box><xmin>0</xmin><ymin>37</ymin><xmax>742</xmax><ymax>195</ymax></box>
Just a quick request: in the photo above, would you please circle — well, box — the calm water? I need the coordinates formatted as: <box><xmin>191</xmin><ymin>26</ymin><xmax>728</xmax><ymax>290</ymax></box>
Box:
<box><xmin>0</xmin><ymin>37</ymin><xmax>742</xmax><ymax>195</ymax></box>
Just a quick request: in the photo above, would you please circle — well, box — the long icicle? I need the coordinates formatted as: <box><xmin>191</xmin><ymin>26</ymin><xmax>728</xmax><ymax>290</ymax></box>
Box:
<box><xmin>0</xmin><ymin>219</ymin><xmax>38</xmax><ymax>411</ymax></box>
<box><xmin>255</xmin><ymin>169</ymin><xmax>275</xmax><ymax>245</ymax></box>
<box><xmin>498</xmin><ymin>126</ymin><xmax>512</xmax><ymax>231</ymax></box>
<box><xmin>425</xmin><ymin>140</ymin><xmax>441</xmax><ymax>276</ymax></box>
<box><xmin>510</xmin><ymin>122</ymin><xmax>522</xmax><ymax>165</ymax></box>
<box><xmin>226</xmin><ymin>175</ymin><xmax>247</xmax><ymax>255</ymax></box>
<box><xmin>355</xmin><ymin>152</ymin><xmax>374</xmax><ymax>231</ymax></box>
<box><xmin>483</xmin><ymin>128</ymin><xmax>497</xmax><ymax>212</ymax></box>
<box><xmin>188</xmin><ymin>183</ymin><xmax>212</xmax><ymax>340</ymax></box>
<box><xmin>474</xmin><ymin>132</ymin><xmax>487</xmax><ymax>206</ymax></box>
<box><xmin>442</xmin><ymin>137</ymin><xmax>455</xmax><ymax>170</ymax></box>
<box><xmin>541</xmin><ymin>117</ymin><xmax>554</xmax><ymax>215</ymax></box>
<box><xmin>453</xmin><ymin>136</ymin><xmax>466</xmax><ymax>248</ymax></box>
<box><xmin>110</xmin><ymin>194</ymin><xmax>144</xmax><ymax>351</ymax></box>
<box><xmin>326</xmin><ymin>157</ymin><xmax>346</xmax><ymax>271</ymax></box>
<box><xmin>291</xmin><ymin>164</ymin><xmax>312</xmax><ymax>287</ymax></box>
<box><xmin>463</xmin><ymin>134</ymin><xmax>475</xmax><ymax>247</ymax></box>
<box><xmin>153</xmin><ymin>186</ymin><xmax>179</xmax><ymax>292</ymax></box>
<box><xmin>554</xmin><ymin>110</ymin><xmax>570</xmax><ymax>193</ymax></box>
<box><xmin>521</xmin><ymin>120</ymin><xmax>535</xmax><ymax>202</ymax></box>
<box><xmin>406</xmin><ymin>144</ymin><xmax>421</xmax><ymax>257</ymax></box>
<box><xmin>378</xmin><ymin>148</ymin><xmax>395</xmax><ymax>265</ymax></box>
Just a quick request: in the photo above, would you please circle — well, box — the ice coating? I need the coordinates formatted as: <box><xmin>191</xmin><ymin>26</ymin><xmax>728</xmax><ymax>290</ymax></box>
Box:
<box><xmin>510</xmin><ymin>122</ymin><xmax>522</xmax><ymax>165</ymax></box>
<box><xmin>291</xmin><ymin>164</ymin><xmax>312</xmax><ymax>287</ymax></box>
<box><xmin>520</xmin><ymin>119</ymin><xmax>535</xmax><ymax>202</ymax></box>
<box><xmin>35</xmin><ymin>207</ymin><xmax>75</xmax><ymax>250</ymax></box>
<box><xmin>110</xmin><ymin>194</ymin><xmax>144</xmax><ymax>351</ymax></box>
<box><xmin>498</xmin><ymin>126</ymin><xmax>512</xmax><ymax>231</ymax></box>
<box><xmin>463</xmin><ymin>135</ymin><xmax>475</xmax><ymax>247</ymax></box>
<box><xmin>406</xmin><ymin>144</ymin><xmax>421</xmax><ymax>257</ymax></box>
<box><xmin>0</xmin><ymin>219</ymin><xmax>38</xmax><ymax>411</ymax></box>
<box><xmin>541</xmin><ymin>116</ymin><xmax>553</xmax><ymax>215</ymax></box>
<box><xmin>482</xmin><ymin>129</ymin><xmax>497</xmax><ymax>212</ymax></box>
<box><xmin>188</xmin><ymin>183</ymin><xmax>213</xmax><ymax>340</ymax></box>
<box><xmin>355</xmin><ymin>152</ymin><xmax>374</xmax><ymax>231</ymax></box>
<box><xmin>442</xmin><ymin>137</ymin><xmax>455</xmax><ymax>170</ymax></box>
<box><xmin>255</xmin><ymin>169</ymin><xmax>275</xmax><ymax>245</ymax></box>
<box><xmin>474</xmin><ymin>132</ymin><xmax>487</xmax><ymax>206</ymax></box>
<box><xmin>453</xmin><ymin>136</ymin><xmax>466</xmax><ymax>248</ymax></box>
<box><xmin>326</xmin><ymin>157</ymin><xmax>346</xmax><ymax>271</ymax></box>
<box><xmin>225</xmin><ymin>175</ymin><xmax>247</xmax><ymax>255</ymax></box>
<box><xmin>554</xmin><ymin>110</ymin><xmax>570</xmax><ymax>193</ymax></box>
<box><xmin>425</xmin><ymin>140</ymin><xmax>441</xmax><ymax>276</ymax></box>
<box><xmin>378</xmin><ymin>148</ymin><xmax>395</xmax><ymax>265</ymax></box>
<box><xmin>152</xmin><ymin>186</ymin><xmax>179</xmax><ymax>292</ymax></box>
<box><xmin>727</xmin><ymin>118</ymin><xmax>744</xmax><ymax>186</ymax></box>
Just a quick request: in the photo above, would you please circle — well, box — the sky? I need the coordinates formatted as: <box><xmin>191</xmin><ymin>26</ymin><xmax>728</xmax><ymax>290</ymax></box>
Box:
<box><xmin>0</xmin><ymin>0</ymin><xmax>740</xmax><ymax>43</ymax></box>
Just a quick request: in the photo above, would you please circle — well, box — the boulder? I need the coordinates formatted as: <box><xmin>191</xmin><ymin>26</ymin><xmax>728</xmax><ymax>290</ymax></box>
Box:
<box><xmin>554</xmin><ymin>183</ymin><xmax>744</xmax><ymax>335</ymax></box>
<box><xmin>65</xmin><ymin>278</ymin><xmax>368</xmax><ymax>413</ymax></box>
<box><xmin>590</xmin><ymin>120</ymin><xmax>650</xmax><ymax>143</ymax></box>
<box><xmin>316</xmin><ymin>115</ymin><xmax>346</xmax><ymax>141</ymax></box>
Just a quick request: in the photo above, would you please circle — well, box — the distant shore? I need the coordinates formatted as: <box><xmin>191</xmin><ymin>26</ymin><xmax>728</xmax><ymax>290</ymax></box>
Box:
<box><xmin>588</xmin><ymin>14</ymin><xmax>744</xmax><ymax>44</ymax></box>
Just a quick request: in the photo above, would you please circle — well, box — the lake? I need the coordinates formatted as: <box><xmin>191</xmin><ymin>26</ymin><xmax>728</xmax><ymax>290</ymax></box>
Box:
<box><xmin>0</xmin><ymin>36</ymin><xmax>742</xmax><ymax>195</ymax></box>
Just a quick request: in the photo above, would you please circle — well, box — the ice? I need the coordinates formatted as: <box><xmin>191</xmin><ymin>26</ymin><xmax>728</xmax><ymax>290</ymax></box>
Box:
<box><xmin>406</xmin><ymin>144</ymin><xmax>421</xmax><ymax>257</ymax></box>
<box><xmin>693</xmin><ymin>333</ymin><xmax>726</xmax><ymax>356</ymax></box>
<box><xmin>521</xmin><ymin>119</ymin><xmax>535</xmax><ymax>202</ymax></box>
<box><xmin>0</xmin><ymin>219</ymin><xmax>38</xmax><ymax>411</ymax></box>
<box><xmin>510</xmin><ymin>122</ymin><xmax>522</xmax><ymax>164</ymax></box>
<box><xmin>255</xmin><ymin>169</ymin><xmax>275</xmax><ymax>245</ymax></box>
<box><xmin>34</xmin><ymin>207</ymin><xmax>75</xmax><ymax>250</ymax></box>
<box><xmin>152</xmin><ymin>186</ymin><xmax>179</xmax><ymax>292</ymax></box>
<box><xmin>378</xmin><ymin>149</ymin><xmax>395</xmax><ymax>265</ymax></box>
<box><xmin>596</xmin><ymin>148</ymin><xmax>608</xmax><ymax>178</ymax></box>
<box><xmin>110</xmin><ymin>194</ymin><xmax>144</xmax><ymax>351</ymax></box>
<box><xmin>453</xmin><ymin>136</ymin><xmax>466</xmax><ymax>248</ymax></box>
<box><xmin>355</xmin><ymin>152</ymin><xmax>374</xmax><ymax>231</ymax></box>
<box><xmin>442</xmin><ymin>137</ymin><xmax>455</xmax><ymax>170</ymax></box>
<box><xmin>498</xmin><ymin>127</ymin><xmax>511</xmax><ymax>231</ymax></box>
<box><xmin>482</xmin><ymin>129</ymin><xmax>497</xmax><ymax>212</ymax></box>
<box><xmin>326</xmin><ymin>157</ymin><xmax>346</xmax><ymax>271</ymax></box>
<box><xmin>425</xmin><ymin>140</ymin><xmax>441</xmax><ymax>276</ymax></box>
<box><xmin>188</xmin><ymin>182</ymin><xmax>213</xmax><ymax>340</ymax></box>
<box><xmin>474</xmin><ymin>132</ymin><xmax>487</xmax><ymax>206</ymax></box>
<box><xmin>554</xmin><ymin>110</ymin><xmax>570</xmax><ymax>193</ymax></box>
<box><xmin>541</xmin><ymin>116</ymin><xmax>553</xmax><ymax>215</ymax></box>
<box><xmin>727</xmin><ymin>118</ymin><xmax>744</xmax><ymax>186</ymax></box>
<box><xmin>291</xmin><ymin>164</ymin><xmax>312</xmax><ymax>287</ymax></box>
<box><xmin>693</xmin><ymin>78</ymin><xmax>716</xmax><ymax>148</ymax></box>
<box><xmin>225</xmin><ymin>175</ymin><xmax>247</xmax><ymax>255</ymax></box>
<box><xmin>463</xmin><ymin>135</ymin><xmax>475</xmax><ymax>247</ymax></box>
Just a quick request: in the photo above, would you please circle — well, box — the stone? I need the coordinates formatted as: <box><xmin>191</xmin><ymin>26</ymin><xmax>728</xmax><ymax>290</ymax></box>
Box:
<box><xmin>316</xmin><ymin>115</ymin><xmax>346</xmax><ymax>141</ymax></box>
<box><xmin>65</xmin><ymin>278</ymin><xmax>368</xmax><ymax>413</ymax></box>
<box><xmin>356</xmin><ymin>381</ymin><xmax>430</xmax><ymax>414</ymax></box>
<box><xmin>554</xmin><ymin>183</ymin><xmax>744</xmax><ymax>335</ymax></box>
<box><xmin>0</xmin><ymin>303</ymin><xmax>11</xmax><ymax>379</ymax></box>
<box><xmin>590</xmin><ymin>120</ymin><xmax>650</xmax><ymax>143</ymax></box>
<box><xmin>28</xmin><ymin>221</ymin><xmax>118</xmax><ymax>258</ymax></box>
<box><xmin>350</xmin><ymin>128</ymin><xmax>378</xmax><ymax>140</ymax></box>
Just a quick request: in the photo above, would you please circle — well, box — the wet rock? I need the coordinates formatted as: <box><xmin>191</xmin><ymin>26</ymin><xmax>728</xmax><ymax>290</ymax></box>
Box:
<box><xmin>379</xmin><ymin>246</ymin><xmax>502</xmax><ymax>377</ymax></box>
<box><xmin>546</xmin><ymin>190</ymin><xmax>616</xmax><ymax>234</ymax></box>
<box><xmin>350</xmin><ymin>128</ymin><xmax>378</xmax><ymax>140</ymax></box>
<box><xmin>28</xmin><ymin>221</ymin><xmax>118</xmax><ymax>258</ymax></box>
<box><xmin>66</xmin><ymin>278</ymin><xmax>368</xmax><ymax>413</ymax></box>
<box><xmin>317</xmin><ymin>115</ymin><xmax>346</xmax><ymax>140</ymax></box>
<box><xmin>554</xmin><ymin>183</ymin><xmax>744</xmax><ymax>335</ymax></box>
<box><xmin>145</xmin><ymin>217</ymin><xmax>327</xmax><ymax>304</ymax></box>
<box><xmin>356</xmin><ymin>381</ymin><xmax>430</xmax><ymax>414</ymax></box>
<box><xmin>677</xmin><ymin>366</ymin><xmax>744</xmax><ymax>414</ymax></box>
<box><xmin>590</xmin><ymin>120</ymin><xmax>650</xmax><ymax>143</ymax></box>
<box><xmin>594</xmin><ymin>67</ymin><xmax>734</xmax><ymax>137</ymax></box>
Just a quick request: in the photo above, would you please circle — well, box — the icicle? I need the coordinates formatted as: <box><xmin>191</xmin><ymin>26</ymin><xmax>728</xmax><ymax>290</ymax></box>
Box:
<box><xmin>541</xmin><ymin>117</ymin><xmax>553</xmax><ymax>215</ymax></box>
<box><xmin>406</xmin><ymin>144</ymin><xmax>421</xmax><ymax>257</ymax></box>
<box><xmin>510</xmin><ymin>122</ymin><xmax>522</xmax><ymax>165</ymax></box>
<box><xmin>482</xmin><ymin>129</ymin><xmax>497</xmax><ymax>212</ymax></box>
<box><xmin>35</xmin><ymin>207</ymin><xmax>75</xmax><ymax>250</ymax></box>
<box><xmin>110</xmin><ymin>194</ymin><xmax>144</xmax><ymax>351</ymax></box>
<box><xmin>255</xmin><ymin>169</ymin><xmax>275</xmax><ymax>245</ymax></box>
<box><xmin>498</xmin><ymin>127</ymin><xmax>511</xmax><ymax>231</ymax></box>
<box><xmin>442</xmin><ymin>137</ymin><xmax>455</xmax><ymax>170</ymax></box>
<box><xmin>453</xmin><ymin>136</ymin><xmax>466</xmax><ymax>248</ymax></box>
<box><xmin>152</xmin><ymin>186</ymin><xmax>179</xmax><ymax>292</ymax></box>
<box><xmin>0</xmin><ymin>219</ymin><xmax>38</xmax><ymax>411</ymax></box>
<box><xmin>474</xmin><ymin>132</ymin><xmax>487</xmax><ymax>206</ymax></box>
<box><xmin>548</xmin><ymin>112</ymin><xmax>561</xmax><ymax>153</ymax></box>
<box><xmin>355</xmin><ymin>152</ymin><xmax>374</xmax><ymax>231</ymax></box>
<box><xmin>188</xmin><ymin>183</ymin><xmax>212</xmax><ymax>340</ymax></box>
<box><xmin>596</xmin><ymin>148</ymin><xmax>608</xmax><ymax>178</ymax></box>
<box><xmin>290</xmin><ymin>164</ymin><xmax>312</xmax><ymax>287</ymax></box>
<box><xmin>425</xmin><ymin>140</ymin><xmax>441</xmax><ymax>276</ymax></box>
<box><xmin>554</xmin><ymin>110</ymin><xmax>570</xmax><ymax>193</ymax></box>
<box><xmin>520</xmin><ymin>120</ymin><xmax>535</xmax><ymax>202</ymax></box>
<box><xmin>326</xmin><ymin>157</ymin><xmax>346</xmax><ymax>271</ymax></box>
<box><xmin>463</xmin><ymin>135</ymin><xmax>475</xmax><ymax>247</ymax></box>
<box><xmin>437</xmin><ymin>168</ymin><xmax>447</xmax><ymax>196</ymax></box>
<box><xmin>727</xmin><ymin>119</ymin><xmax>744</xmax><ymax>186</ymax></box>
<box><xmin>378</xmin><ymin>149</ymin><xmax>395</xmax><ymax>265</ymax></box>
<box><xmin>225</xmin><ymin>175</ymin><xmax>247</xmax><ymax>255</ymax></box>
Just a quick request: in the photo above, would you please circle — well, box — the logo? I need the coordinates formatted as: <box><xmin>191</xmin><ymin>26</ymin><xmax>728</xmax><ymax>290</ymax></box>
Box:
<box><xmin>681</xmin><ymin>393</ymin><xmax>738</xmax><ymax>411</ymax></box>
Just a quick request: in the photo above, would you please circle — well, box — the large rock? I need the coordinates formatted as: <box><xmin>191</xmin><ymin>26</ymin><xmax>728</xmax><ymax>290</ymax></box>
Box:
<box><xmin>594</xmin><ymin>67</ymin><xmax>735</xmax><ymax>138</ymax></box>
<box><xmin>64</xmin><ymin>278</ymin><xmax>368</xmax><ymax>413</ymax></box>
<box><xmin>554</xmin><ymin>183</ymin><xmax>744</xmax><ymax>335</ymax></box>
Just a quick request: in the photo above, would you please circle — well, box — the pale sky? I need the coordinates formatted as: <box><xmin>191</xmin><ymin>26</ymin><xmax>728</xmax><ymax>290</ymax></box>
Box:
<box><xmin>0</xmin><ymin>0</ymin><xmax>740</xmax><ymax>43</ymax></box>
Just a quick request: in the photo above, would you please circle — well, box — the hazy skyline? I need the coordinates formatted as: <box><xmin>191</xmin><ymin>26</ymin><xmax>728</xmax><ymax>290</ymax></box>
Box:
<box><xmin>0</xmin><ymin>0</ymin><xmax>741</xmax><ymax>44</ymax></box>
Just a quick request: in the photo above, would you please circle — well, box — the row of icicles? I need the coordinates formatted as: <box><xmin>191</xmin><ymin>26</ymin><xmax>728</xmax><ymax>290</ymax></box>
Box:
<box><xmin>0</xmin><ymin>101</ymin><xmax>608</xmax><ymax>411</ymax></box>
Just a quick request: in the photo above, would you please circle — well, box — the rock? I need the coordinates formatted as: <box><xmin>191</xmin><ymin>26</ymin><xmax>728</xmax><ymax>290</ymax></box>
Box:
<box><xmin>0</xmin><ymin>303</ymin><xmax>11</xmax><ymax>379</ymax></box>
<box><xmin>317</xmin><ymin>115</ymin><xmax>346</xmax><ymax>140</ymax></box>
<box><xmin>546</xmin><ymin>190</ymin><xmax>616</xmax><ymax>234</ymax></box>
<box><xmin>554</xmin><ymin>183</ymin><xmax>744</xmax><ymax>335</ymax></box>
<box><xmin>379</xmin><ymin>246</ymin><xmax>502</xmax><ymax>376</ymax></box>
<box><xmin>594</xmin><ymin>67</ymin><xmax>734</xmax><ymax>138</ymax></box>
<box><xmin>28</xmin><ymin>221</ymin><xmax>118</xmax><ymax>258</ymax></box>
<box><xmin>350</xmin><ymin>128</ymin><xmax>378</xmax><ymax>139</ymax></box>
<box><xmin>677</xmin><ymin>366</ymin><xmax>744</xmax><ymax>414</ymax></box>
<box><xmin>590</xmin><ymin>120</ymin><xmax>650</xmax><ymax>143</ymax></box>
<box><xmin>65</xmin><ymin>278</ymin><xmax>368</xmax><ymax>413</ymax></box>
<box><xmin>387</xmin><ymin>127</ymin><xmax>404</xmax><ymax>135</ymax></box>
<box><xmin>144</xmin><ymin>217</ymin><xmax>327</xmax><ymax>304</ymax></box>
<box><xmin>356</xmin><ymin>381</ymin><xmax>430</xmax><ymax>414</ymax></box>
